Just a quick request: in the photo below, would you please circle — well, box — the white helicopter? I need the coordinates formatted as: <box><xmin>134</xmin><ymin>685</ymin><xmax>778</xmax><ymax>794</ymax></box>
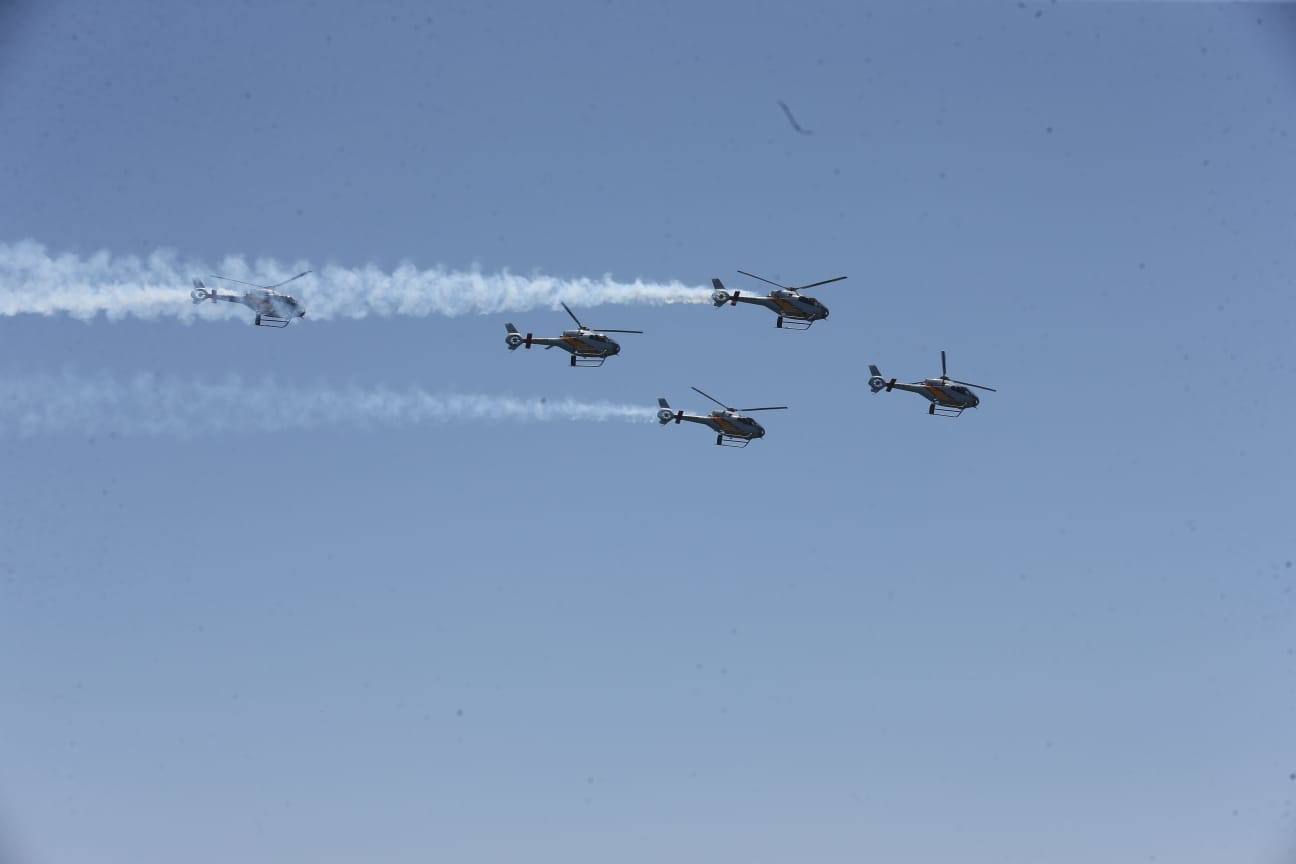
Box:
<box><xmin>504</xmin><ymin>302</ymin><xmax>643</xmax><ymax>367</ymax></box>
<box><xmin>710</xmin><ymin>270</ymin><xmax>847</xmax><ymax>330</ymax></box>
<box><xmin>869</xmin><ymin>351</ymin><xmax>997</xmax><ymax>417</ymax></box>
<box><xmin>190</xmin><ymin>270</ymin><xmax>310</xmax><ymax>328</ymax></box>
<box><xmin>656</xmin><ymin>387</ymin><xmax>788</xmax><ymax>447</ymax></box>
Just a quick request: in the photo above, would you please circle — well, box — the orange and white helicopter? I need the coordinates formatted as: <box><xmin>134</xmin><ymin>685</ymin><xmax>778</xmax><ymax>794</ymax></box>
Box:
<box><xmin>191</xmin><ymin>271</ymin><xmax>310</xmax><ymax>328</ymax></box>
<box><xmin>869</xmin><ymin>351</ymin><xmax>996</xmax><ymax>417</ymax></box>
<box><xmin>504</xmin><ymin>303</ymin><xmax>642</xmax><ymax>367</ymax></box>
<box><xmin>710</xmin><ymin>270</ymin><xmax>847</xmax><ymax>330</ymax></box>
<box><xmin>656</xmin><ymin>387</ymin><xmax>788</xmax><ymax>447</ymax></box>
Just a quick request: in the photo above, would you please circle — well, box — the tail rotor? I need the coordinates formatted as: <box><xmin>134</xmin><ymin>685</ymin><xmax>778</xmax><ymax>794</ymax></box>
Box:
<box><xmin>504</xmin><ymin>323</ymin><xmax>534</xmax><ymax>350</ymax></box>
<box><xmin>867</xmin><ymin>364</ymin><xmax>886</xmax><ymax>393</ymax></box>
<box><xmin>504</xmin><ymin>323</ymin><xmax>525</xmax><ymax>349</ymax></box>
<box><xmin>711</xmin><ymin>278</ymin><xmax>738</xmax><ymax>307</ymax></box>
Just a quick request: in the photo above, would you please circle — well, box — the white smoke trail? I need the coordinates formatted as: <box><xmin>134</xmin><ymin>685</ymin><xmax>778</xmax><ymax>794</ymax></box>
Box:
<box><xmin>0</xmin><ymin>372</ymin><xmax>655</xmax><ymax>437</ymax></box>
<box><xmin>0</xmin><ymin>240</ymin><xmax>713</xmax><ymax>322</ymax></box>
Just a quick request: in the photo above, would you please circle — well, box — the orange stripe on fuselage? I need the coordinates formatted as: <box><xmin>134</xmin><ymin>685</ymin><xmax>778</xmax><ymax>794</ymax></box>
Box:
<box><xmin>710</xmin><ymin>417</ymin><xmax>737</xmax><ymax>434</ymax></box>
<box><xmin>925</xmin><ymin>384</ymin><xmax>953</xmax><ymax>405</ymax></box>
<box><xmin>711</xmin><ymin>416</ymin><xmax>750</xmax><ymax>436</ymax></box>
<box><xmin>773</xmin><ymin>297</ymin><xmax>807</xmax><ymax>317</ymax></box>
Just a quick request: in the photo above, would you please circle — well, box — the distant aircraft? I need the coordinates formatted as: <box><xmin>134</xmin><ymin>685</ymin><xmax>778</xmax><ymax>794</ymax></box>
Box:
<box><xmin>869</xmin><ymin>351</ymin><xmax>997</xmax><ymax>417</ymax></box>
<box><xmin>657</xmin><ymin>386</ymin><xmax>787</xmax><ymax>447</ymax></box>
<box><xmin>191</xmin><ymin>271</ymin><xmax>309</xmax><ymax>328</ymax></box>
<box><xmin>711</xmin><ymin>270</ymin><xmax>847</xmax><ymax>330</ymax></box>
<box><xmin>777</xmin><ymin>99</ymin><xmax>814</xmax><ymax>135</ymax></box>
<box><xmin>504</xmin><ymin>302</ymin><xmax>642</xmax><ymax>367</ymax></box>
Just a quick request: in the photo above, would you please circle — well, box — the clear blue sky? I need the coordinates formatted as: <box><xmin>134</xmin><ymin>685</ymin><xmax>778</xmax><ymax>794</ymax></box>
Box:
<box><xmin>2</xmin><ymin>1</ymin><xmax>1295</xmax><ymax>861</ymax></box>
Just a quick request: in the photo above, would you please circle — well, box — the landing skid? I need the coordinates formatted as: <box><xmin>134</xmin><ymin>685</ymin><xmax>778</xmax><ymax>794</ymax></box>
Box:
<box><xmin>715</xmin><ymin>434</ymin><xmax>752</xmax><ymax>448</ymax></box>
<box><xmin>775</xmin><ymin>316</ymin><xmax>813</xmax><ymax>331</ymax></box>
<box><xmin>570</xmin><ymin>355</ymin><xmax>607</xmax><ymax>367</ymax></box>
<box><xmin>254</xmin><ymin>314</ymin><xmax>291</xmax><ymax>329</ymax></box>
<box><xmin>929</xmin><ymin>403</ymin><xmax>964</xmax><ymax>418</ymax></box>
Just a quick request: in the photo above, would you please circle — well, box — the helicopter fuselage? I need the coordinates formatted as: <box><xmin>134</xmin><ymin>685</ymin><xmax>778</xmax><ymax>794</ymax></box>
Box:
<box><xmin>694</xmin><ymin>410</ymin><xmax>766</xmax><ymax>439</ymax></box>
<box><xmin>902</xmin><ymin>379</ymin><xmax>980</xmax><ymax>409</ymax></box>
<box><xmin>755</xmin><ymin>290</ymin><xmax>829</xmax><ymax>322</ymax></box>
<box><xmin>717</xmin><ymin>288</ymin><xmax>829</xmax><ymax>323</ymax></box>
<box><xmin>528</xmin><ymin>329</ymin><xmax>622</xmax><ymax>358</ymax></box>
<box><xmin>661</xmin><ymin>409</ymin><xmax>766</xmax><ymax>440</ymax></box>
<box><xmin>240</xmin><ymin>290</ymin><xmax>305</xmax><ymax>320</ymax></box>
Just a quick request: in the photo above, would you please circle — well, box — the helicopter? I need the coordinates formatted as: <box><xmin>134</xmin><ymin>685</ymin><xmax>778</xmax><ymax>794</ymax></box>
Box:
<box><xmin>710</xmin><ymin>269</ymin><xmax>847</xmax><ymax>330</ymax></box>
<box><xmin>504</xmin><ymin>302</ymin><xmax>643</xmax><ymax>367</ymax></box>
<box><xmin>868</xmin><ymin>351</ymin><xmax>997</xmax><ymax>417</ymax></box>
<box><xmin>656</xmin><ymin>386</ymin><xmax>788</xmax><ymax>447</ymax></box>
<box><xmin>190</xmin><ymin>270</ymin><xmax>310</xmax><ymax>328</ymax></box>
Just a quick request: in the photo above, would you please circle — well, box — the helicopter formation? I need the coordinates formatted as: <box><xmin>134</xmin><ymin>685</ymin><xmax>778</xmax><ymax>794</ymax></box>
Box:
<box><xmin>190</xmin><ymin>267</ymin><xmax>995</xmax><ymax>445</ymax></box>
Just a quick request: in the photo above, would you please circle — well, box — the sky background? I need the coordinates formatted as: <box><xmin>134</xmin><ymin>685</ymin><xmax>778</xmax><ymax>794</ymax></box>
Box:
<box><xmin>2</xmin><ymin>1</ymin><xmax>1296</xmax><ymax>862</ymax></box>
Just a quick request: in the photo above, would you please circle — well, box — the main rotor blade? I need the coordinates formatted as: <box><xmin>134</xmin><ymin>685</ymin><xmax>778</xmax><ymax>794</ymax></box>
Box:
<box><xmin>597</xmin><ymin>329</ymin><xmax>644</xmax><ymax>334</ymax></box>
<box><xmin>941</xmin><ymin>350</ymin><xmax>947</xmax><ymax>378</ymax></box>
<box><xmin>560</xmin><ymin>302</ymin><xmax>583</xmax><ymax>328</ymax></box>
<box><xmin>208</xmin><ymin>273</ymin><xmax>271</xmax><ymax>290</ymax></box>
<box><xmin>690</xmin><ymin>386</ymin><xmax>731</xmax><ymax>410</ymax></box>
<box><xmin>209</xmin><ymin>270</ymin><xmax>312</xmax><ymax>291</ymax></box>
<box><xmin>266</xmin><ymin>270</ymin><xmax>312</xmax><ymax>290</ymax></box>
<box><xmin>739</xmin><ymin>406</ymin><xmax>789</xmax><ymax>412</ymax></box>
<box><xmin>736</xmin><ymin>270</ymin><xmax>791</xmax><ymax>290</ymax></box>
<box><xmin>794</xmin><ymin>275</ymin><xmax>847</xmax><ymax>291</ymax></box>
<box><xmin>949</xmin><ymin>379</ymin><xmax>997</xmax><ymax>392</ymax></box>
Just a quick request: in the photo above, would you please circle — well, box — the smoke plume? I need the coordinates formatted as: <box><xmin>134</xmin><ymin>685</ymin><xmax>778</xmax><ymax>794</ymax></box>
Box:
<box><xmin>0</xmin><ymin>240</ymin><xmax>713</xmax><ymax>322</ymax></box>
<box><xmin>0</xmin><ymin>371</ymin><xmax>655</xmax><ymax>437</ymax></box>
